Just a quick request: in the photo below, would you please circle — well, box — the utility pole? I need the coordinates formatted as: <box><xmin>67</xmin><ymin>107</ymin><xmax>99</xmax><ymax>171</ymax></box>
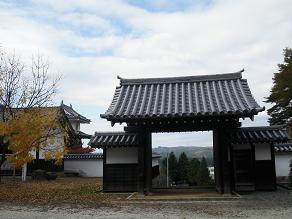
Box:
<box><xmin>22</xmin><ymin>163</ymin><xmax>27</xmax><ymax>182</ymax></box>
<box><xmin>166</xmin><ymin>152</ymin><xmax>169</xmax><ymax>188</ymax></box>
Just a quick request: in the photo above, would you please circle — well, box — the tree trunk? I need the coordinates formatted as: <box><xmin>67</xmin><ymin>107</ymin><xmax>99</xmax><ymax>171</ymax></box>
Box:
<box><xmin>0</xmin><ymin>152</ymin><xmax>6</xmax><ymax>183</ymax></box>
<box><xmin>21</xmin><ymin>163</ymin><xmax>27</xmax><ymax>182</ymax></box>
<box><xmin>13</xmin><ymin>167</ymin><xmax>16</xmax><ymax>179</ymax></box>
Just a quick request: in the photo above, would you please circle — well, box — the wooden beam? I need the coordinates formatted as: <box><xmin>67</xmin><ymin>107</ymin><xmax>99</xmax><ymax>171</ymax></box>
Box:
<box><xmin>125</xmin><ymin>119</ymin><xmax>241</xmax><ymax>133</ymax></box>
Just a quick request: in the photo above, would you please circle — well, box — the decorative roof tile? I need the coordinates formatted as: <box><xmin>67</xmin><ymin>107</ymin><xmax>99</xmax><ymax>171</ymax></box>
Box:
<box><xmin>75</xmin><ymin>130</ymin><xmax>92</xmax><ymax>139</ymax></box>
<box><xmin>64</xmin><ymin>153</ymin><xmax>103</xmax><ymax>160</ymax></box>
<box><xmin>274</xmin><ymin>143</ymin><xmax>292</xmax><ymax>153</ymax></box>
<box><xmin>101</xmin><ymin>70</ymin><xmax>264</xmax><ymax>123</ymax></box>
<box><xmin>89</xmin><ymin>132</ymin><xmax>139</xmax><ymax>148</ymax></box>
<box><xmin>230</xmin><ymin>126</ymin><xmax>288</xmax><ymax>144</ymax></box>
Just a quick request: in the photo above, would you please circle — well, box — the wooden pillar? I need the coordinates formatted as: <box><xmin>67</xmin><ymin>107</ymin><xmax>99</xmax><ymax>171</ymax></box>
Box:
<box><xmin>144</xmin><ymin>132</ymin><xmax>152</xmax><ymax>195</ymax></box>
<box><xmin>270</xmin><ymin>143</ymin><xmax>277</xmax><ymax>190</ymax></box>
<box><xmin>137</xmin><ymin>133</ymin><xmax>145</xmax><ymax>193</ymax></box>
<box><xmin>221</xmin><ymin>129</ymin><xmax>231</xmax><ymax>194</ymax></box>
<box><xmin>137</xmin><ymin>131</ymin><xmax>152</xmax><ymax>194</ymax></box>
<box><xmin>103</xmin><ymin>148</ymin><xmax>107</xmax><ymax>191</ymax></box>
<box><xmin>213</xmin><ymin>128</ymin><xmax>232</xmax><ymax>194</ymax></box>
<box><xmin>213</xmin><ymin>130</ymin><xmax>223</xmax><ymax>193</ymax></box>
<box><xmin>35</xmin><ymin>149</ymin><xmax>40</xmax><ymax>170</ymax></box>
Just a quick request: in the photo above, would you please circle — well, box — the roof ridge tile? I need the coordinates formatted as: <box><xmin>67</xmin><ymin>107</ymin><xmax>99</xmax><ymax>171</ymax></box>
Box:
<box><xmin>119</xmin><ymin>72</ymin><xmax>243</xmax><ymax>86</ymax></box>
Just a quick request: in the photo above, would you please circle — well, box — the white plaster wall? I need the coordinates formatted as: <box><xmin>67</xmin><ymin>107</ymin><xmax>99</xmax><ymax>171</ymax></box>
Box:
<box><xmin>106</xmin><ymin>147</ymin><xmax>138</xmax><ymax>164</ymax></box>
<box><xmin>29</xmin><ymin>133</ymin><xmax>65</xmax><ymax>159</ymax></box>
<box><xmin>38</xmin><ymin>134</ymin><xmax>65</xmax><ymax>159</ymax></box>
<box><xmin>70</xmin><ymin>121</ymin><xmax>80</xmax><ymax>131</ymax></box>
<box><xmin>152</xmin><ymin>157</ymin><xmax>160</xmax><ymax>167</ymax></box>
<box><xmin>64</xmin><ymin>159</ymin><xmax>103</xmax><ymax>177</ymax></box>
<box><xmin>275</xmin><ymin>154</ymin><xmax>292</xmax><ymax>177</ymax></box>
<box><xmin>0</xmin><ymin>159</ymin><xmax>13</xmax><ymax>170</ymax></box>
<box><xmin>255</xmin><ymin>143</ymin><xmax>271</xmax><ymax>160</ymax></box>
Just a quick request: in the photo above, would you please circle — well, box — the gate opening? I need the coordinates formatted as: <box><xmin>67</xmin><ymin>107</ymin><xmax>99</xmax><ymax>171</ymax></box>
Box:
<box><xmin>152</xmin><ymin>131</ymin><xmax>215</xmax><ymax>190</ymax></box>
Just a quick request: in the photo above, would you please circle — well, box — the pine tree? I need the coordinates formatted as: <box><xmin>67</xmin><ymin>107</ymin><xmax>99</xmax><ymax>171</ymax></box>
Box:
<box><xmin>177</xmin><ymin>152</ymin><xmax>189</xmax><ymax>183</ymax></box>
<box><xmin>187</xmin><ymin>157</ymin><xmax>200</xmax><ymax>186</ymax></box>
<box><xmin>197</xmin><ymin>157</ymin><xmax>211</xmax><ymax>186</ymax></box>
<box><xmin>168</xmin><ymin>152</ymin><xmax>179</xmax><ymax>183</ymax></box>
<box><xmin>266</xmin><ymin>47</ymin><xmax>292</xmax><ymax>125</ymax></box>
<box><xmin>161</xmin><ymin>157</ymin><xmax>167</xmax><ymax>175</ymax></box>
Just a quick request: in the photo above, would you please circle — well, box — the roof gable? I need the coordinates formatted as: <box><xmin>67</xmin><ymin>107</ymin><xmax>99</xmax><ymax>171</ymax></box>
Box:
<box><xmin>101</xmin><ymin>70</ymin><xmax>264</xmax><ymax>123</ymax></box>
<box><xmin>61</xmin><ymin>103</ymin><xmax>90</xmax><ymax>123</ymax></box>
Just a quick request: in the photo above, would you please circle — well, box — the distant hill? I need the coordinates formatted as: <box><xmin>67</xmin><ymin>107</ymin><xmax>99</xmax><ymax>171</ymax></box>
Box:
<box><xmin>153</xmin><ymin>146</ymin><xmax>213</xmax><ymax>166</ymax></box>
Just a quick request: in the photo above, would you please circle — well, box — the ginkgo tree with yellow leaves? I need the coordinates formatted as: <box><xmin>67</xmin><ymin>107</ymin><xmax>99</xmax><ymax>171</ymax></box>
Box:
<box><xmin>0</xmin><ymin>47</ymin><xmax>69</xmax><ymax>181</ymax></box>
<box><xmin>1</xmin><ymin>108</ymin><xmax>69</xmax><ymax>169</ymax></box>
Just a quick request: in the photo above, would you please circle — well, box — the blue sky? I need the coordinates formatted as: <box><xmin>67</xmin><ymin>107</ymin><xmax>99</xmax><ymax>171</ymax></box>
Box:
<box><xmin>126</xmin><ymin>0</ymin><xmax>213</xmax><ymax>12</ymax></box>
<box><xmin>1</xmin><ymin>0</ymin><xmax>292</xmax><ymax>147</ymax></box>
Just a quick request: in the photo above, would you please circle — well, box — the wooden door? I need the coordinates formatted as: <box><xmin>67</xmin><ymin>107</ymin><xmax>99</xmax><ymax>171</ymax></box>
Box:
<box><xmin>232</xmin><ymin>145</ymin><xmax>255</xmax><ymax>192</ymax></box>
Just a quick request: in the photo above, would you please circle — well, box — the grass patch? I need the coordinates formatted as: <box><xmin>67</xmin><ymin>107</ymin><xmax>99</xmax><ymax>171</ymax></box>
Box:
<box><xmin>0</xmin><ymin>177</ymin><xmax>124</xmax><ymax>207</ymax></box>
<box><xmin>77</xmin><ymin>186</ymin><xmax>101</xmax><ymax>195</ymax></box>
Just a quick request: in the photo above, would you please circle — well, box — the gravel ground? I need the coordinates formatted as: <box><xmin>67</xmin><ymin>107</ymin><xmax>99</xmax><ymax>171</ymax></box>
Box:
<box><xmin>0</xmin><ymin>189</ymin><xmax>292</xmax><ymax>219</ymax></box>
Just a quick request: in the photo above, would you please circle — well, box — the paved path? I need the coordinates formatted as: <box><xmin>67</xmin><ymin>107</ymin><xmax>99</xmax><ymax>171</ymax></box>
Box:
<box><xmin>1</xmin><ymin>190</ymin><xmax>292</xmax><ymax>218</ymax></box>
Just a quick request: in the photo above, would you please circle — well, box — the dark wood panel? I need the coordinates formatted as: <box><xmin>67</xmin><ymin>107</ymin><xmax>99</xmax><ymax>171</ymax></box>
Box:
<box><xmin>103</xmin><ymin>164</ymin><xmax>138</xmax><ymax>192</ymax></box>
<box><xmin>232</xmin><ymin>148</ymin><xmax>255</xmax><ymax>192</ymax></box>
<box><xmin>152</xmin><ymin>165</ymin><xmax>159</xmax><ymax>179</ymax></box>
<box><xmin>255</xmin><ymin>160</ymin><xmax>276</xmax><ymax>191</ymax></box>
<box><xmin>28</xmin><ymin>159</ymin><xmax>64</xmax><ymax>173</ymax></box>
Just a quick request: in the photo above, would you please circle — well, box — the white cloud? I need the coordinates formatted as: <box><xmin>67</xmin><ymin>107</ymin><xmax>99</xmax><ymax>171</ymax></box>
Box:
<box><xmin>1</xmin><ymin>0</ymin><xmax>291</xmax><ymax>146</ymax></box>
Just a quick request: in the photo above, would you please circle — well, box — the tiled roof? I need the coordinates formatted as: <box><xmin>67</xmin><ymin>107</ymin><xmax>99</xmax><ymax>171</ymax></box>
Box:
<box><xmin>152</xmin><ymin>152</ymin><xmax>162</xmax><ymax>158</ymax></box>
<box><xmin>64</xmin><ymin>153</ymin><xmax>103</xmax><ymax>160</ymax></box>
<box><xmin>89</xmin><ymin>132</ymin><xmax>139</xmax><ymax>148</ymax></box>
<box><xmin>101</xmin><ymin>70</ymin><xmax>264</xmax><ymax>123</ymax></box>
<box><xmin>274</xmin><ymin>143</ymin><xmax>292</xmax><ymax>153</ymax></box>
<box><xmin>61</xmin><ymin>103</ymin><xmax>91</xmax><ymax>123</ymax></box>
<box><xmin>64</xmin><ymin>153</ymin><xmax>161</xmax><ymax>159</ymax></box>
<box><xmin>75</xmin><ymin>130</ymin><xmax>92</xmax><ymax>139</ymax></box>
<box><xmin>230</xmin><ymin>126</ymin><xmax>288</xmax><ymax>144</ymax></box>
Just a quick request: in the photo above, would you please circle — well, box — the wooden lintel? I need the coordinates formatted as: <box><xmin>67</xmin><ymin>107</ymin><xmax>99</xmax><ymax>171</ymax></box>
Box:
<box><xmin>124</xmin><ymin>119</ymin><xmax>241</xmax><ymax>133</ymax></box>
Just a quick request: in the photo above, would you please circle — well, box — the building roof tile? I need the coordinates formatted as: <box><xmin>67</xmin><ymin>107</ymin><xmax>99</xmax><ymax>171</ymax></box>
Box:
<box><xmin>274</xmin><ymin>143</ymin><xmax>292</xmax><ymax>153</ymax></box>
<box><xmin>230</xmin><ymin>126</ymin><xmax>288</xmax><ymax>144</ymax></box>
<box><xmin>61</xmin><ymin>103</ymin><xmax>91</xmax><ymax>123</ymax></box>
<box><xmin>101</xmin><ymin>70</ymin><xmax>264</xmax><ymax>123</ymax></box>
<box><xmin>89</xmin><ymin>132</ymin><xmax>139</xmax><ymax>148</ymax></box>
<box><xmin>75</xmin><ymin>130</ymin><xmax>92</xmax><ymax>139</ymax></box>
<box><xmin>64</xmin><ymin>153</ymin><xmax>103</xmax><ymax>160</ymax></box>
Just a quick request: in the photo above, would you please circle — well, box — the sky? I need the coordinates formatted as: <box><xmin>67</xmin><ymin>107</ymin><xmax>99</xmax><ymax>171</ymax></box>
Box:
<box><xmin>0</xmin><ymin>0</ymin><xmax>291</xmax><ymax>147</ymax></box>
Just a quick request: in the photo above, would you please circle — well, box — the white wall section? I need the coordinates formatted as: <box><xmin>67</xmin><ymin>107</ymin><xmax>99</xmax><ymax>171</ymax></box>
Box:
<box><xmin>64</xmin><ymin>159</ymin><xmax>103</xmax><ymax>177</ymax></box>
<box><xmin>275</xmin><ymin>154</ymin><xmax>292</xmax><ymax>177</ymax></box>
<box><xmin>255</xmin><ymin>143</ymin><xmax>271</xmax><ymax>160</ymax></box>
<box><xmin>106</xmin><ymin>147</ymin><xmax>138</xmax><ymax>164</ymax></box>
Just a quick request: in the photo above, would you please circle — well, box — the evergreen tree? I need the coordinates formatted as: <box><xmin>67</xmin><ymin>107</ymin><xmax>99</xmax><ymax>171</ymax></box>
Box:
<box><xmin>168</xmin><ymin>152</ymin><xmax>179</xmax><ymax>183</ymax></box>
<box><xmin>289</xmin><ymin>159</ymin><xmax>292</xmax><ymax>187</ymax></box>
<box><xmin>161</xmin><ymin>157</ymin><xmax>167</xmax><ymax>176</ymax></box>
<box><xmin>187</xmin><ymin>157</ymin><xmax>200</xmax><ymax>186</ymax></box>
<box><xmin>266</xmin><ymin>47</ymin><xmax>292</xmax><ymax>125</ymax></box>
<box><xmin>177</xmin><ymin>152</ymin><xmax>189</xmax><ymax>183</ymax></box>
<box><xmin>197</xmin><ymin>157</ymin><xmax>211</xmax><ymax>186</ymax></box>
